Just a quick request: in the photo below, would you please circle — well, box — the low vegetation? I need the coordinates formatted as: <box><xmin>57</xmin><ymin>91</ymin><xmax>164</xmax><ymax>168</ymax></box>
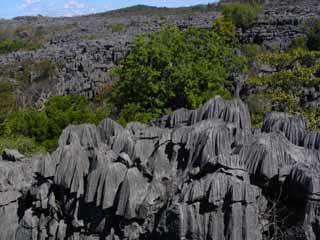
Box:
<box><xmin>305</xmin><ymin>18</ymin><xmax>320</xmax><ymax>51</ymax></box>
<box><xmin>1</xmin><ymin>96</ymin><xmax>107</xmax><ymax>154</ymax></box>
<box><xmin>112</xmin><ymin>25</ymin><xmax>247</xmax><ymax>124</ymax></box>
<box><xmin>111</xmin><ymin>23</ymin><xmax>127</xmax><ymax>33</ymax></box>
<box><xmin>0</xmin><ymin>80</ymin><xmax>16</xmax><ymax>134</ymax></box>
<box><xmin>0</xmin><ymin>39</ymin><xmax>41</xmax><ymax>54</ymax></box>
<box><xmin>221</xmin><ymin>1</ymin><xmax>262</xmax><ymax>29</ymax></box>
<box><xmin>0</xmin><ymin>24</ymin><xmax>46</xmax><ymax>54</ymax></box>
<box><xmin>245</xmin><ymin>36</ymin><xmax>320</xmax><ymax>129</ymax></box>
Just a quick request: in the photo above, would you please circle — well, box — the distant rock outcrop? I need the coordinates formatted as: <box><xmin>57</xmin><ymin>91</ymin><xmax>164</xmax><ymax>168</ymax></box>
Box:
<box><xmin>1</xmin><ymin>96</ymin><xmax>320</xmax><ymax>239</ymax></box>
<box><xmin>0</xmin><ymin>7</ymin><xmax>218</xmax><ymax>104</ymax></box>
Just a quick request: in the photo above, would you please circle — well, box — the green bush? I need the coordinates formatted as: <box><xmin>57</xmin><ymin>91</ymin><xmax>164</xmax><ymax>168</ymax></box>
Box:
<box><xmin>112</xmin><ymin>25</ymin><xmax>247</xmax><ymax>123</ymax></box>
<box><xmin>0</xmin><ymin>135</ymin><xmax>45</xmax><ymax>156</ymax></box>
<box><xmin>212</xmin><ymin>16</ymin><xmax>236</xmax><ymax>41</ymax></box>
<box><xmin>93</xmin><ymin>83</ymin><xmax>116</xmax><ymax>121</ymax></box>
<box><xmin>222</xmin><ymin>2</ymin><xmax>261</xmax><ymax>29</ymax></box>
<box><xmin>118</xmin><ymin>103</ymin><xmax>159</xmax><ymax>126</ymax></box>
<box><xmin>246</xmin><ymin>92</ymin><xmax>272</xmax><ymax>128</ymax></box>
<box><xmin>0</xmin><ymin>80</ymin><xmax>16</xmax><ymax>134</ymax></box>
<box><xmin>245</xmin><ymin>46</ymin><xmax>320</xmax><ymax>128</ymax></box>
<box><xmin>3</xmin><ymin>95</ymin><xmax>108</xmax><ymax>152</ymax></box>
<box><xmin>111</xmin><ymin>23</ymin><xmax>127</xmax><ymax>33</ymax></box>
<box><xmin>305</xmin><ymin>18</ymin><xmax>320</xmax><ymax>51</ymax></box>
<box><xmin>289</xmin><ymin>35</ymin><xmax>307</xmax><ymax>50</ymax></box>
<box><xmin>241</xmin><ymin>43</ymin><xmax>264</xmax><ymax>64</ymax></box>
<box><xmin>0</xmin><ymin>38</ymin><xmax>41</xmax><ymax>54</ymax></box>
<box><xmin>302</xmin><ymin>108</ymin><xmax>320</xmax><ymax>130</ymax></box>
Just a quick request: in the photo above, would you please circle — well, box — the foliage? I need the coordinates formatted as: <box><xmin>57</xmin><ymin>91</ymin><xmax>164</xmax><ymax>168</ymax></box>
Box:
<box><xmin>0</xmin><ymin>135</ymin><xmax>45</xmax><ymax>156</ymax></box>
<box><xmin>0</xmin><ymin>59</ymin><xmax>56</xmax><ymax>84</ymax></box>
<box><xmin>0</xmin><ymin>23</ymin><xmax>47</xmax><ymax>54</ymax></box>
<box><xmin>249</xmin><ymin>50</ymin><xmax>320</xmax><ymax>90</ymax></box>
<box><xmin>212</xmin><ymin>16</ymin><xmax>236</xmax><ymax>41</ymax></box>
<box><xmin>221</xmin><ymin>2</ymin><xmax>261</xmax><ymax>29</ymax></box>
<box><xmin>304</xmin><ymin>18</ymin><xmax>320</xmax><ymax>51</ymax></box>
<box><xmin>255</xmin><ymin>48</ymin><xmax>320</xmax><ymax>70</ymax></box>
<box><xmin>0</xmin><ymin>38</ymin><xmax>41</xmax><ymax>54</ymax></box>
<box><xmin>246</xmin><ymin>92</ymin><xmax>272</xmax><ymax>128</ymax></box>
<box><xmin>93</xmin><ymin>83</ymin><xmax>116</xmax><ymax>121</ymax></box>
<box><xmin>111</xmin><ymin>23</ymin><xmax>127</xmax><ymax>33</ymax></box>
<box><xmin>289</xmin><ymin>35</ymin><xmax>307</xmax><ymax>50</ymax></box>
<box><xmin>118</xmin><ymin>103</ymin><xmax>159</xmax><ymax>126</ymax></box>
<box><xmin>241</xmin><ymin>43</ymin><xmax>264</xmax><ymax>64</ymax></box>
<box><xmin>3</xmin><ymin>95</ymin><xmax>108</xmax><ymax>153</ymax></box>
<box><xmin>302</xmin><ymin>108</ymin><xmax>320</xmax><ymax>130</ymax></box>
<box><xmin>0</xmin><ymin>80</ymin><xmax>16</xmax><ymax>134</ymax></box>
<box><xmin>112</xmin><ymin>25</ymin><xmax>247</xmax><ymax>123</ymax></box>
<box><xmin>246</xmin><ymin>47</ymin><xmax>320</xmax><ymax>129</ymax></box>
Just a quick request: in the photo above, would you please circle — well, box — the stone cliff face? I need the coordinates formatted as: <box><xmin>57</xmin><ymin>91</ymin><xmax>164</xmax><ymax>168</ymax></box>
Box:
<box><xmin>2</xmin><ymin>96</ymin><xmax>320</xmax><ymax>240</ymax></box>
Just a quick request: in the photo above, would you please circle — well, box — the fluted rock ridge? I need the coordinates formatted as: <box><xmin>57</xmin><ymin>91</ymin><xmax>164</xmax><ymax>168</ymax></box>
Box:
<box><xmin>1</xmin><ymin>96</ymin><xmax>320</xmax><ymax>240</ymax></box>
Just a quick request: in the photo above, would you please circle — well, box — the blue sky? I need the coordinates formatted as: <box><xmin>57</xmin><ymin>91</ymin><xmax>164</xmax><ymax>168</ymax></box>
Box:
<box><xmin>0</xmin><ymin>0</ymin><xmax>216</xmax><ymax>19</ymax></box>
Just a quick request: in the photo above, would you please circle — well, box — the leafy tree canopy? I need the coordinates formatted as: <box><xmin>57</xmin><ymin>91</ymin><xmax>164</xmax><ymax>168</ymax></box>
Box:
<box><xmin>112</xmin><ymin>25</ymin><xmax>247</xmax><ymax>123</ymax></box>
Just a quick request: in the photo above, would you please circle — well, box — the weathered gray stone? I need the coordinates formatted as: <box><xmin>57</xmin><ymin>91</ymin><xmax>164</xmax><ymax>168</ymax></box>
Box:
<box><xmin>0</xmin><ymin>96</ymin><xmax>320</xmax><ymax>239</ymax></box>
<box><xmin>2</xmin><ymin>149</ymin><xmax>24</xmax><ymax>162</ymax></box>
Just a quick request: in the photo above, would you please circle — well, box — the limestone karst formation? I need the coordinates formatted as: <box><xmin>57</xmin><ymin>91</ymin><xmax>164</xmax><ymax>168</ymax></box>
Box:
<box><xmin>1</xmin><ymin>96</ymin><xmax>320</xmax><ymax>240</ymax></box>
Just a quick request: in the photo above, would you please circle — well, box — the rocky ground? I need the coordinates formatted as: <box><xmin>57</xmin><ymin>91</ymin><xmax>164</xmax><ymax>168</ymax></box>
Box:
<box><xmin>1</xmin><ymin>96</ymin><xmax>320</xmax><ymax>240</ymax></box>
<box><xmin>1</xmin><ymin>1</ymin><xmax>320</xmax><ymax>239</ymax></box>
<box><xmin>0</xmin><ymin>0</ymin><xmax>319</xmax><ymax>106</ymax></box>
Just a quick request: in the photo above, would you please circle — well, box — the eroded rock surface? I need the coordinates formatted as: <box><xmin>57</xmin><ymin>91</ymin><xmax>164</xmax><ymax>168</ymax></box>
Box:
<box><xmin>1</xmin><ymin>96</ymin><xmax>320</xmax><ymax>239</ymax></box>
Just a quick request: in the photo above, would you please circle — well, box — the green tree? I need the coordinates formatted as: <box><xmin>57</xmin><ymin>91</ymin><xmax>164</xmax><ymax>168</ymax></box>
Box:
<box><xmin>113</xmin><ymin>25</ymin><xmax>247</xmax><ymax>123</ymax></box>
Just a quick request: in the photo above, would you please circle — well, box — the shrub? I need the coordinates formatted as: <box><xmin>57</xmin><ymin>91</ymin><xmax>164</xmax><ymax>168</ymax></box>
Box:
<box><xmin>0</xmin><ymin>135</ymin><xmax>45</xmax><ymax>156</ymax></box>
<box><xmin>245</xmin><ymin>46</ymin><xmax>320</xmax><ymax>128</ymax></box>
<box><xmin>212</xmin><ymin>16</ymin><xmax>236</xmax><ymax>41</ymax></box>
<box><xmin>0</xmin><ymin>38</ymin><xmax>41</xmax><ymax>54</ymax></box>
<box><xmin>305</xmin><ymin>18</ymin><xmax>320</xmax><ymax>51</ymax></box>
<box><xmin>302</xmin><ymin>108</ymin><xmax>320</xmax><ymax>130</ymax></box>
<box><xmin>118</xmin><ymin>103</ymin><xmax>160</xmax><ymax>125</ymax></box>
<box><xmin>5</xmin><ymin>110</ymin><xmax>50</xmax><ymax>142</ymax></box>
<box><xmin>112</xmin><ymin>25</ymin><xmax>247</xmax><ymax>123</ymax></box>
<box><xmin>289</xmin><ymin>35</ymin><xmax>307</xmax><ymax>50</ymax></box>
<box><xmin>246</xmin><ymin>92</ymin><xmax>272</xmax><ymax>128</ymax></box>
<box><xmin>221</xmin><ymin>2</ymin><xmax>261</xmax><ymax>29</ymax></box>
<box><xmin>44</xmin><ymin>95</ymin><xmax>97</xmax><ymax>138</ymax></box>
<box><xmin>0</xmin><ymin>80</ymin><xmax>16</xmax><ymax>134</ymax></box>
<box><xmin>0</xmin><ymin>39</ymin><xmax>26</xmax><ymax>54</ymax></box>
<box><xmin>111</xmin><ymin>23</ymin><xmax>127</xmax><ymax>33</ymax></box>
<box><xmin>93</xmin><ymin>83</ymin><xmax>116</xmax><ymax>121</ymax></box>
<box><xmin>241</xmin><ymin>43</ymin><xmax>264</xmax><ymax>64</ymax></box>
<box><xmin>3</xmin><ymin>95</ymin><xmax>106</xmax><ymax>153</ymax></box>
